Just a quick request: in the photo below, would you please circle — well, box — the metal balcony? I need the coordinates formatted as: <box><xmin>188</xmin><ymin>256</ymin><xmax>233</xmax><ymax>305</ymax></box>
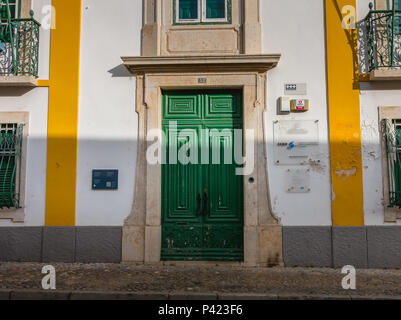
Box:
<box><xmin>0</xmin><ymin>16</ymin><xmax>40</xmax><ymax>79</ymax></box>
<box><xmin>365</xmin><ymin>8</ymin><xmax>401</xmax><ymax>72</ymax></box>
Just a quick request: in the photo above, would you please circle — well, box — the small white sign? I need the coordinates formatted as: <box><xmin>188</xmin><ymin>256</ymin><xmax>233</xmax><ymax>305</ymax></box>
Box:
<box><xmin>285</xmin><ymin>168</ymin><xmax>311</xmax><ymax>193</ymax></box>
<box><xmin>273</xmin><ymin>120</ymin><xmax>319</xmax><ymax>165</ymax></box>
<box><xmin>284</xmin><ymin>83</ymin><xmax>307</xmax><ymax>95</ymax></box>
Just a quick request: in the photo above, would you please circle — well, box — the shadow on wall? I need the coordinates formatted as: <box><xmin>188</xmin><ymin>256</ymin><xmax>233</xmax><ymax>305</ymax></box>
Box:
<box><xmin>108</xmin><ymin>64</ymin><xmax>133</xmax><ymax>78</ymax></box>
<box><xmin>0</xmin><ymin>82</ymin><xmax>394</xmax><ymax>225</ymax></box>
<box><xmin>357</xmin><ymin>18</ymin><xmax>370</xmax><ymax>75</ymax></box>
<box><xmin>0</xmin><ymin>84</ymin><xmax>139</xmax><ymax>226</ymax></box>
<box><xmin>0</xmin><ymin>87</ymin><xmax>36</xmax><ymax>97</ymax></box>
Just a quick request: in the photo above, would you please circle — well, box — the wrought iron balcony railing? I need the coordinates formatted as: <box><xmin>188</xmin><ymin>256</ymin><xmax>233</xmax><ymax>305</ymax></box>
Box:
<box><xmin>0</xmin><ymin>17</ymin><xmax>40</xmax><ymax>77</ymax></box>
<box><xmin>365</xmin><ymin>8</ymin><xmax>401</xmax><ymax>72</ymax></box>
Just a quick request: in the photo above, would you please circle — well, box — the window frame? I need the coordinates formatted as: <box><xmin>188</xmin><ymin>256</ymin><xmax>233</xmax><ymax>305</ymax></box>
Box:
<box><xmin>0</xmin><ymin>0</ymin><xmax>21</xmax><ymax>44</ymax></box>
<box><xmin>379</xmin><ymin>107</ymin><xmax>401</xmax><ymax>222</ymax></box>
<box><xmin>175</xmin><ymin>0</ymin><xmax>201</xmax><ymax>23</ymax></box>
<box><xmin>174</xmin><ymin>0</ymin><xmax>231</xmax><ymax>25</ymax></box>
<box><xmin>201</xmin><ymin>0</ymin><xmax>228</xmax><ymax>23</ymax></box>
<box><xmin>0</xmin><ymin>0</ymin><xmax>21</xmax><ymax>21</ymax></box>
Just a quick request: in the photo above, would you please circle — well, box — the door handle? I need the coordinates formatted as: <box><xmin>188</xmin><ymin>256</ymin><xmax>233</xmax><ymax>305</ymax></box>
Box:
<box><xmin>202</xmin><ymin>192</ymin><xmax>209</xmax><ymax>217</ymax></box>
<box><xmin>196</xmin><ymin>193</ymin><xmax>202</xmax><ymax>216</ymax></box>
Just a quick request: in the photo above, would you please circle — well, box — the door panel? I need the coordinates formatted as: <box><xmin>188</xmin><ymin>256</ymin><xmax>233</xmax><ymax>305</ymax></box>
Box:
<box><xmin>161</xmin><ymin>224</ymin><xmax>203</xmax><ymax>257</ymax></box>
<box><xmin>162</xmin><ymin>124</ymin><xmax>202</xmax><ymax>222</ymax></box>
<box><xmin>202</xmin><ymin>122</ymin><xmax>243</xmax><ymax>259</ymax></box>
<box><xmin>163</xmin><ymin>92</ymin><xmax>202</xmax><ymax>120</ymax></box>
<box><xmin>162</xmin><ymin>90</ymin><xmax>243</xmax><ymax>261</ymax></box>
<box><xmin>204</xmin><ymin>122</ymin><xmax>243</xmax><ymax>222</ymax></box>
<box><xmin>203</xmin><ymin>224</ymin><xmax>244</xmax><ymax>251</ymax></box>
<box><xmin>204</xmin><ymin>91</ymin><xmax>242</xmax><ymax>119</ymax></box>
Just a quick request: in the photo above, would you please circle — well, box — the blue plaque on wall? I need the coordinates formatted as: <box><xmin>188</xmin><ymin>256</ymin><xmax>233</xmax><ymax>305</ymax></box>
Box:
<box><xmin>92</xmin><ymin>170</ymin><xmax>118</xmax><ymax>190</ymax></box>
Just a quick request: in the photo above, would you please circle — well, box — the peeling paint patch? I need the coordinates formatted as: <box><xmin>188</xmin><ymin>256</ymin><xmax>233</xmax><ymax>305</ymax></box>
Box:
<box><xmin>335</xmin><ymin>167</ymin><xmax>357</xmax><ymax>180</ymax></box>
<box><xmin>368</xmin><ymin>151</ymin><xmax>380</xmax><ymax>159</ymax></box>
<box><xmin>309</xmin><ymin>160</ymin><xmax>325</xmax><ymax>174</ymax></box>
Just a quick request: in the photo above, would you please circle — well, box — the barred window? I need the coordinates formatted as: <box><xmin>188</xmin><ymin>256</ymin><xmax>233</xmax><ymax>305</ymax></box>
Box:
<box><xmin>0</xmin><ymin>123</ymin><xmax>23</xmax><ymax>209</ymax></box>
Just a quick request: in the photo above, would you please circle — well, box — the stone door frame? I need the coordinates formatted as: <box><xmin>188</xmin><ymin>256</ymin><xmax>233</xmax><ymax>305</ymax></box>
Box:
<box><xmin>122</xmin><ymin>59</ymin><xmax>283</xmax><ymax>267</ymax></box>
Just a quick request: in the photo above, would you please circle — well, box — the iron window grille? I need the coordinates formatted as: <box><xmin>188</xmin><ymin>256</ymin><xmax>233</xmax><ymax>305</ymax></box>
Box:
<box><xmin>0</xmin><ymin>123</ymin><xmax>24</xmax><ymax>209</ymax></box>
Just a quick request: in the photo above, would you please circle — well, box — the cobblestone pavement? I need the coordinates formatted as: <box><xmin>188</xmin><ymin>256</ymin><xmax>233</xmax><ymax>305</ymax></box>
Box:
<box><xmin>1</xmin><ymin>262</ymin><xmax>401</xmax><ymax>298</ymax></box>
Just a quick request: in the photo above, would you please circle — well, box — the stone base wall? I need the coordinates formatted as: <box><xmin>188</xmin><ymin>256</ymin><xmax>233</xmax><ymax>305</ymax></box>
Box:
<box><xmin>1</xmin><ymin>226</ymin><xmax>401</xmax><ymax>269</ymax></box>
<box><xmin>0</xmin><ymin>227</ymin><xmax>122</xmax><ymax>263</ymax></box>
<box><xmin>283</xmin><ymin>226</ymin><xmax>401</xmax><ymax>269</ymax></box>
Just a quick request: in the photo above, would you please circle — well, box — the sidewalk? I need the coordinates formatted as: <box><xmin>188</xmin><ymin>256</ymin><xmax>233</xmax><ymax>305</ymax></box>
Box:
<box><xmin>1</xmin><ymin>262</ymin><xmax>401</xmax><ymax>300</ymax></box>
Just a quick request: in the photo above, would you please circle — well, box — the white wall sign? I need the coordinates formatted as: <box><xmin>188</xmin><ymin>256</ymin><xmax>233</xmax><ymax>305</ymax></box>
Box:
<box><xmin>284</xmin><ymin>83</ymin><xmax>307</xmax><ymax>95</ymax></box>
<box><xmin>285</xmin><ymin>168</ymin><xmax>311</xmax><ymax>193</ymax></box>
<box><xmin>273</xmin><ymin>120</ymin><xmax>319</xmax><ymax>165</ymax></box>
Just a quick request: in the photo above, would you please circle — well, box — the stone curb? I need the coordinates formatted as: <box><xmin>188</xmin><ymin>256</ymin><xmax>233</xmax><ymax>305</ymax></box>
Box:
<box><xmin>0</xmin><ymin>290</ymin><xmax>401</xmax><ymax>300</ymax></box>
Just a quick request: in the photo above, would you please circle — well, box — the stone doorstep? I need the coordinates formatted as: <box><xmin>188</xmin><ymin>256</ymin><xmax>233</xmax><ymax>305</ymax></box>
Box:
<box><xmin>0</xmin><ymin>290</ymin><xmax>400</xmax><ymax>300</ymax></box>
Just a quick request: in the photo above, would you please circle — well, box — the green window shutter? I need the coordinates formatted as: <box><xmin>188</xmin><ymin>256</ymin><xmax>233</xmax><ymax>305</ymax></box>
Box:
<box><xmin>384</xmin><ymin>119</ymin><xmax>401</xmax><ymax>207</ymax></box>
<box><xmin>0</xmin><ymin>0</ymin><xmax>17</xmax><ymax>44</ymax></box>
<box><xmin>206</xmin><ymin>0</ymin><xmax>225</xmax><ymax>19</ymax></box>
<box><xmin>0</xmin><ymin>0</ymin><xmax>17</xmax><ymax>20</ymax></box>
<box><xmin>395</xmin><ymin>0</ymin><xmax>401</xmax><ymax>35</ymax></box>
<box><xmin>179</xmin><ymin>0</ymin><xmax>198</xmax><ymax>20</ymax></box>
<box><xmin>0</xmin><ymin>123</ymin><xmax>23</xmax><ymax>209</ymax></box>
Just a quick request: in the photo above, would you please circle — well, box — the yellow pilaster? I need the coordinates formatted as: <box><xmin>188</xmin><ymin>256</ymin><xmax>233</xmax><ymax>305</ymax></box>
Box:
<box><xmin>325</xmin><ymin>0</ymin><xmax>364</xmax><ymax>226</ymax></box>
<box><xmin>45</xmin><ymin>0</ymin><xmax>82</xmax><ymax>226</ymax></box>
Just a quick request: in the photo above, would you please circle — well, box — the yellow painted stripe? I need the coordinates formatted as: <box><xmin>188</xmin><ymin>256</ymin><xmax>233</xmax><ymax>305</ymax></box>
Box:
<box><xmin>325</xmin><ymin>0</ymin><xmax>364</xmax><ymax>226</ymax></box>
<box><xmin>45</xmin><ymin>0</ymin><xmax>81</xmax><ymax>226</ymax></box>
<box><xmin>37</xmin><ymin>80</ymin><xmax>50</xmax><ymax>87</ymax></box>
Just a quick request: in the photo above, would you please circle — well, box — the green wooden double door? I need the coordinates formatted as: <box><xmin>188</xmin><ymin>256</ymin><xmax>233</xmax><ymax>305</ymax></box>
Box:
<box><xmin>161</xmin><ymin>90</ymin><xmax>244</xmax><ymax>261</ymax></box>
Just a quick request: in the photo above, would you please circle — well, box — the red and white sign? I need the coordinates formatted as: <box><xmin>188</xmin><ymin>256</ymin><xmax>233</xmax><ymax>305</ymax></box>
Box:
<box><xmin>291</xmin><ymin>99</ymin><xmax>309</xmax><ymax>112</ymax></box>
<box><xmin>295</xmin><ymin>100</ymin><xmax>306</xmax><ymax>110</ymax></box>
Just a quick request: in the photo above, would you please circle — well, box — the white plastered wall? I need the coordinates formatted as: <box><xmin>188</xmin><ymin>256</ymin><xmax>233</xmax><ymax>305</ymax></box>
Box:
<box><xmin>33</xmin><ymin>0</ymin><xmax>51</xmax><ymax>79</ymax></box>
<box><xmin>261</xmin><ymin>0</ymin><xmax>332</xmax><ymax>226</ymax></box>
<box><xmin>359</xmin><ymin>83</ymin><xmax>401</xmax><ymax>225</ymax></box>
<box><xmin>75</xmin><ymin>0</ymin><xmax>142</xmax><ymax>226</ymax></box>
<box><xmin>357</xmin><ymin>0</ymin><xmax>401</xmax><ymax>225</ymax></box>
<box><xmin>0</xmin><ymin>88</ymin><xmax>49</xmax><ymax>226</ymax></box>
<box><xmin>0</xmin><ymin>0</ymin><xmax>51</xmax><ymax>226</ymax></box>
<box><xmin>77</xmin><ymin>0</ymin><xmax>339</xmax><ymax>227</ymax></box>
